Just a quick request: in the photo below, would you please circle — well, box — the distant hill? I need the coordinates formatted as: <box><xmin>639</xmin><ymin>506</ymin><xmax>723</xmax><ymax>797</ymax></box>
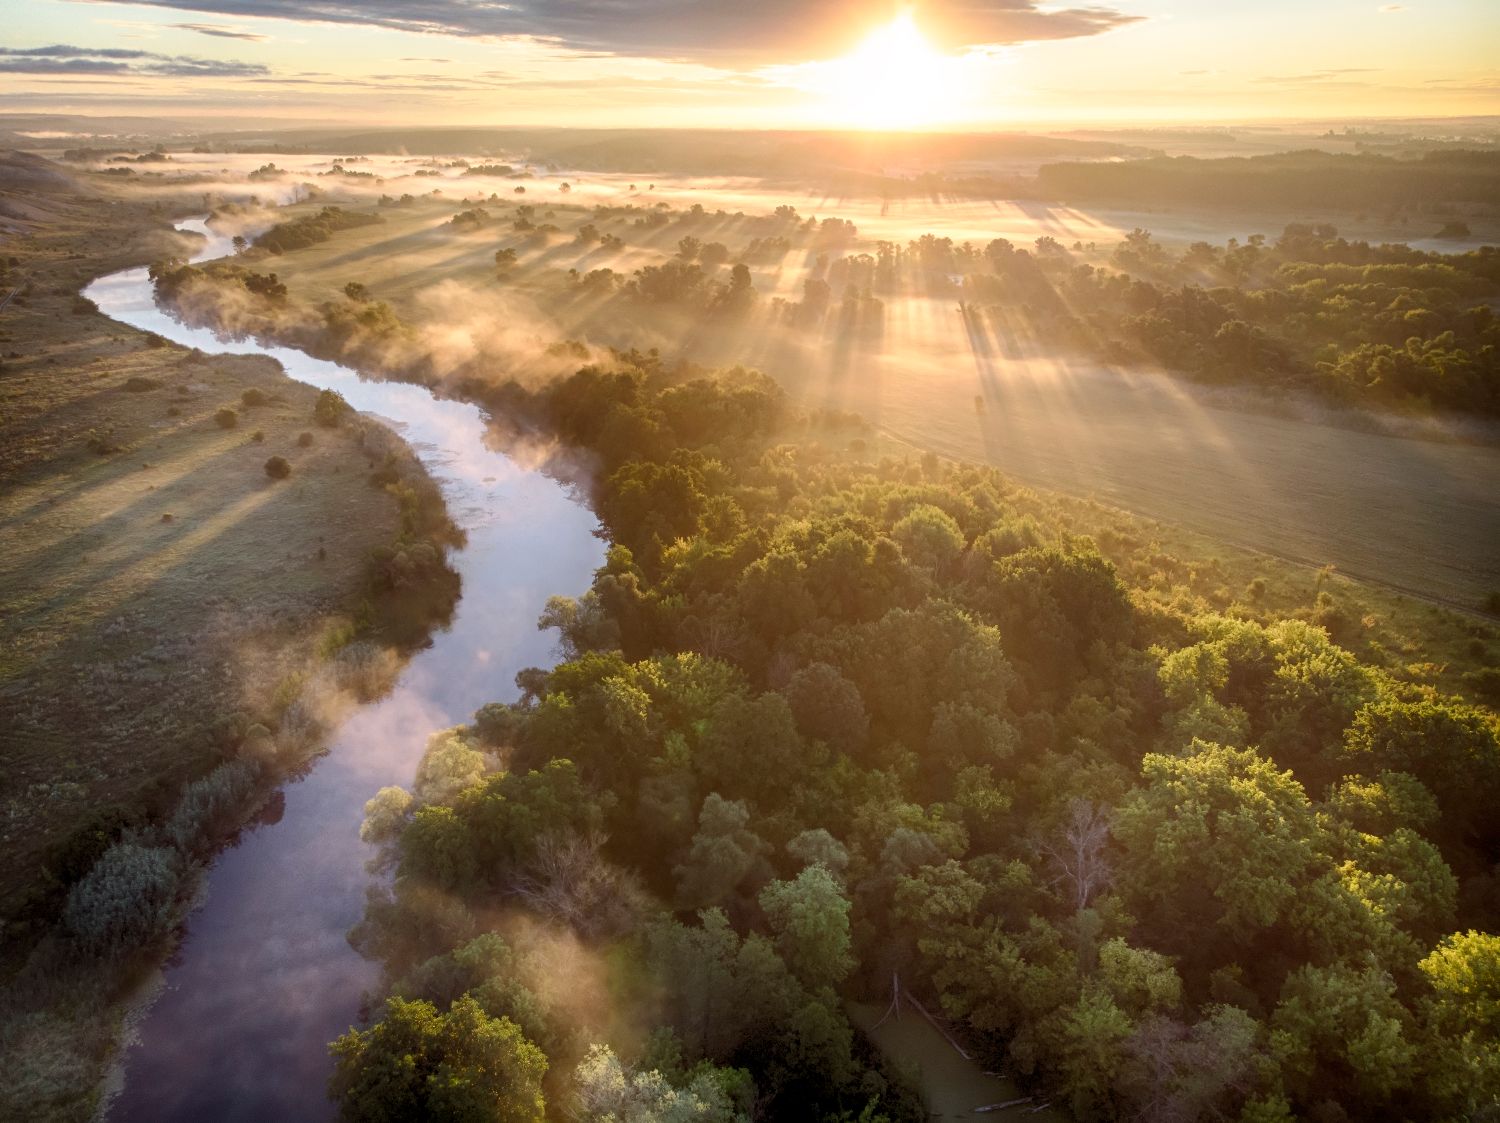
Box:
<box><xmin>0</xmin><ymin>148</ymin><xmax>81</xmax><ymax>194</ymax></box>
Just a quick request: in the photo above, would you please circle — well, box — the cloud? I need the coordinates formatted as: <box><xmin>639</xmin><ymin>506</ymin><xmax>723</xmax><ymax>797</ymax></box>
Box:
<box><xmin>1253</xmin><ymin>68</ymin><xmax>1380</xmax><ymax>86</ymax></box>
<box><xmin>0</xmin><ymin>43</ymin><xmax>267</xmax><ymax>77</ymax></box>
<box><xmin>172</xmin><ymin>22</ymin><xmax>270</xmax><ymax>40</ymax></box>
<box><xmin>56</xmin><ymin>0</ymin><xmax>1142</xmax><ymax>64</ymax></box>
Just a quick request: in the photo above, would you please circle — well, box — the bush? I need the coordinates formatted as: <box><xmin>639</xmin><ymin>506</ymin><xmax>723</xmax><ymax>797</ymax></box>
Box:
<box><xmin>123</xmin><ymin>376</ymin><xmax>161</xmax><ymax>392</ymax></box>
<box><xmin>84</xmin><ymin>429</ymin><xmax>120</xmax><ymax>455</ymax></box>
<box><xmin>297</xmin><ymin>431</ymin><xmax>314</xmax><ymax>447</ymax></box>
<box><xmin>251</xmin><ymin>430</ymin><xmax>265</xmax><ymax>443</ymax></box>
<box><xmin>241</xmin><ymin>387</ymin><xmax>269</xmax><ymax>407</ymax></box>
<box><xmin>314</xmin><ymin>388</ymin><xmax>351</xmax><ymax>428</ymax></box>
<box><xmin>264</xmin><ymin>456</ymin><xmax>291</xmax><ymax>480</ymax></box>
<box><xmin>164</xmin><ymin>761</ymin><xmax>262</xmax><ymax>854</ymax></box>
<box><xmin>214</xmin><ymin>407</ymin><xmax>238</xmax><ymax>429</ymax></box>
<box><xmin>63</xmin><ymin>843</ymin><xmax>179</xmax><ymax>960</ymax></box>
<box><xmin>71</xmin><ymin>295</ymin><xmax>97</xmax><ymax>315</ymax></box>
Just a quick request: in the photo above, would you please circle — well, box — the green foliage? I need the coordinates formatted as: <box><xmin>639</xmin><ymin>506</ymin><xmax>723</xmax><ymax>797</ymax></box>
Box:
<box><xmin>759</xmin><ymin>865</ymin><xmax>855</xmax><ymax>987</ymax></box>
<box><xmin>63</xmin><ymin>842</ymin><xmax>180</xmax><ymax>960</ymax></box>
<box><xmin>572</xmin><ymin>1044</ymin><xmax>753</xmax><ymax>1122</ymax></box>
<box><xmin>315</xmin><ymin>388</ymin><xmax>352</xmax><ymax>428</ymax></box>
<box><xmin>340</xmin><ymin>357</ymin><xmax>1494</xmax><ymax>1121</ymax></box>
<box><xmin>164</xmin><ymin>760</ymin><xmax>261</xmax><ymax>854</ymax></box>
<box><xmin>256</xmin><ymin>206</ymin><xmax>383</xmax><ymax>255</ymax></box>
<box><xmin>329</xmin><ymin>996</ymin><xmax>546</xmax><ymax>1122</ymax></box>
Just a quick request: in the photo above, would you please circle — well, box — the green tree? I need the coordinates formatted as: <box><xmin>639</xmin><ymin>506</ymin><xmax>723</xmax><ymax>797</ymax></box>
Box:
<box><xmin>1418</xmin><ymin>930</ymin><xmax>1500</xmax><ymax>1110</ymax></box>
<box><xmin>329</xmin><ymin>995</ymin><xmax>546</xmax><ymax>1123</ymax></box>
<box><xmin>759</xmin><ymin>865</ymin><xmax>855</xmax><ymax>988</ymax></box>
<box><xmin>891</xmin><ymin>504</ymin><xmax>965</xmax><ymax>571</ymax></box>
<box><xmin>1116</xmin><ymin>741</ymin><xmax>1326</xmax><ymax>949</ymax></box>
<box><xmin>674</xmin><ymin>794</ymin><xmax>771</xmax><ymax>911</ymax></box>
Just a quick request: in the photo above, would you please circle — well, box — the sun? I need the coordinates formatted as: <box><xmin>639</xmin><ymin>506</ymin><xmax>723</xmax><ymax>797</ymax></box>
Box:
<box><xmin>819</xmin><ymin>13</ymin><xmax>964</xmax><ymax>130</ymax></box>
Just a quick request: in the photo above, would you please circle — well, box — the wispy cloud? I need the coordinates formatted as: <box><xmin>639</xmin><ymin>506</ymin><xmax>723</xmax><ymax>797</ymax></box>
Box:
<box><xmin>171</xmin><ymin>22</ymin><xmax>269</xmax><ymax>41</ymax></box>
<box><xmin>0</xmin><ymin>43</ymin><xmax>267</xmax><ymax>77</ymax></box>
<box><xmin>1253</xmin><ymin>68</ymin><xmax>1380</xmax><ymax>87</ymax></box>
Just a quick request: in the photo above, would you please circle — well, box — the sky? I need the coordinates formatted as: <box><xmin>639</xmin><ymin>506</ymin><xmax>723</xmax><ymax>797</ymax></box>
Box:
<box><xmin>1</xmin><ymin>0</ymin><xmax>1497</xmax><ymax>130</ymax></box>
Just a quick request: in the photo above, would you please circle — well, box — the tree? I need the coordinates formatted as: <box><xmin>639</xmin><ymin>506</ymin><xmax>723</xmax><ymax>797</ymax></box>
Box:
<box><xmin>1035</xmin><ymin>799</ymin><xmax>1113</xmax><ymax>912</ymax></box>
<box><xmin>314</xmin><ymin>388</ymin><xmax>352</xmax><ymax>428</ymax></box>
<box><xmin>674</xmin><ymin>794</ymin><xmax>771</xmax><ymax>911</ymax></box>
<box><xmin>413</xmin><ymin>728</ymin><xmax>488</xmax><ymax>806</ymax></box>
<box><xmin>759</xmin><ymin>865</ymin><xmax>855</xmax><ymax>988</ymax></box>
<box><xmin>786</xmin><ymin>829</ymin><xmax>850</xmax><ymax>881</ymax></box>
<box><xmin>361</xmin><ymin>786</ymin><xmax>414</xmax><ymax>844</ymax></box>
<box><xmin>572</xmin><ymin>1044</ymin><xmax>752</xmax><ymax>1122</ymax></box>
<box><xmin>891</xmin><ymin>504</ymin><xmax>965</xmax><ymax>571</ymax></box>
<box><xmin>1116</xmin><ymin>741</ymin><xmax>1325</xmax><ymax>949</ymax></box>
<box><xmin>1418</xmin><ymin>930</ymin><xmax>1500</xmax><ymax>1110</ymax></box>
<box><xmin>781</xmin><ymin>663</ymin><xmax>868</xmax><ymax>755</ymax></box>
<box><xmin>1051</xmin><ymin>986</ymin><xmax>1133</xmax><ymax>1119</ymax></box>
<box><xmin>1341</xmin><ymin>698</ymin><xmax>1500</xmax><ymax>845</ymax></box>
<box><xmin>329</xmin><ymin>995</ymin><xmax>546</xmax><ymax>1123</ymax></box>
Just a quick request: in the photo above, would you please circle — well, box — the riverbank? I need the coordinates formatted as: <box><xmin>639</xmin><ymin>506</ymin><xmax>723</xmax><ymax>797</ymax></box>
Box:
<box><xmin>0</xmin><ymin>170</ymin><xmax>461</xmax><ymax>1121</ymax></box>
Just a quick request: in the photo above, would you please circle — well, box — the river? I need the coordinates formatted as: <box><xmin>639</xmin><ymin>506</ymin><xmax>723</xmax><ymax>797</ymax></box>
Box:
<box><xmin>83</xmin><ymin>220</ymin><xmax>605</xmax><ymax>1121</ymax></box>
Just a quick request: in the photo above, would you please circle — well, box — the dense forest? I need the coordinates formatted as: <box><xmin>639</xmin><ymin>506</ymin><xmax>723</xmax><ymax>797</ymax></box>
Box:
<box><xmin>1035</xmin><ymin>150</ymin><xmax>1500</xmax><ymax>210</ymax></box>
<box><xmin>331</xmin><ymin>353</ymin><xmax>1500</xmax><ymax>1121</ymax></box>
<box><xmin>954</xmin><ymin>225</ymin><xmax>1500</xmax><ymax>415</ymax></box>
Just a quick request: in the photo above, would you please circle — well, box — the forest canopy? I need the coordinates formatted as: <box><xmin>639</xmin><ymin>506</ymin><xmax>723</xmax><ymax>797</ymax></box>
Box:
<box><xmin>337</xmin><ymin>353</ymin><xmax>1500</xmax><ymax>1122</ymax></box>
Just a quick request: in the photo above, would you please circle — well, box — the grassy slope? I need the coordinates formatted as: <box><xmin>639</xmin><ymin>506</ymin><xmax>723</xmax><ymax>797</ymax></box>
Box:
<box><xmin>0</xmin><ymin>173</ymin><xmax>401</xmax><ymax>925</ymax></box>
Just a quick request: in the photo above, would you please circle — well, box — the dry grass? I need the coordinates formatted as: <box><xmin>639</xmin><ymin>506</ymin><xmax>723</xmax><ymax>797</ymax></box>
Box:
<box><xmin>0</xmin><ymin>179</ymin><xmax>401</xmax><ymax>927</ymax></box>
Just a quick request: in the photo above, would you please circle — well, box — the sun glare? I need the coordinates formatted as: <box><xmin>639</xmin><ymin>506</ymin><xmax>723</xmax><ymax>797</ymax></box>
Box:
<box><xmin>818</xmin><ymin>13</ymin><xmax>966</xmax><ymax>130</ymax></box>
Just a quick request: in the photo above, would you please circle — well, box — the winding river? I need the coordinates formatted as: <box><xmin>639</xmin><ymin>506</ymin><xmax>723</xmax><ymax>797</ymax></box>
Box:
<box><xmin>84</xmin><ymin>221</ymin><xmax>604</xmax><ymax>1121</ymax></box>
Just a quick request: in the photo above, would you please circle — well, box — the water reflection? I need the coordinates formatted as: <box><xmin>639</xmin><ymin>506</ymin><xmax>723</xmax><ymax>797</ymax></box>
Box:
<box><xmin>86</xmin><ymin>222</ymin><xmax>604</xmax><ymax>1122</ymax></box>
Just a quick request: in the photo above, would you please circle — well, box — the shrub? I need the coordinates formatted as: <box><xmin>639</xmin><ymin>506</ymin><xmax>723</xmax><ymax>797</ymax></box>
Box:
<box><xmin>164</xmin><ymin>761</ymin><xmax>261</xmax><ymax>854</ymax></box>
<box><xmin>314</xmin><ymin>388</ymin><xmax>351</xmax><ymax>428</ymax></box>
<box><xmin>123</xmin><ymin>376</ymin><xmax>161</xmax><ymax>392</ymax></box>
<box><xmin>297</xmin><ymin>431</ymin><xmax>314</xmax><ymax>447</ymax></box>
<box><xmin>63</xmin><ymin>843</ymin><xmax>179</xmax><ymax>959</ymax></box>
<box><xmin>214</xmin><ymin>407</ymin><xmax>238</xmax><ymax>429</ymax></box>
<box><xmin>166</xmin><ymin>406</ymin><xmax>181</xmax><ymax>417</ymax></box>
<box><xmin>241</xmin><ymin>387</ymin><xmax>269</xmax><ymax>407</ymax></box>
<box><xmin>84</xmin><ymin>429</ymin><xmax>120</xmax><ymax>455</ymax></box>
<box><xmin>264</xmin><ymin>455</ymin><xmax>291</xmax><ymax>480</ymax></box>
<box><xmin>251</xmin><ymin>430</ymin><xmax>265</xmax><ymax>443</ymax></box>
<box><xmin>276</xmin><ymin>699</ymin><xmax>319</xmax><ymax>755</ymax></box>
<box><xmin>71</xmin><ymin>295</ymin><xmax>98</xmax><ymax>315</ymax></box>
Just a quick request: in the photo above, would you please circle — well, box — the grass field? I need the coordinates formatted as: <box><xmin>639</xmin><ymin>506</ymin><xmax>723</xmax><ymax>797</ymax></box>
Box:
<box><xmin>0</xmin><ymin>168</ymin><xmax>406</xmax><ymax>929</ymax></box>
